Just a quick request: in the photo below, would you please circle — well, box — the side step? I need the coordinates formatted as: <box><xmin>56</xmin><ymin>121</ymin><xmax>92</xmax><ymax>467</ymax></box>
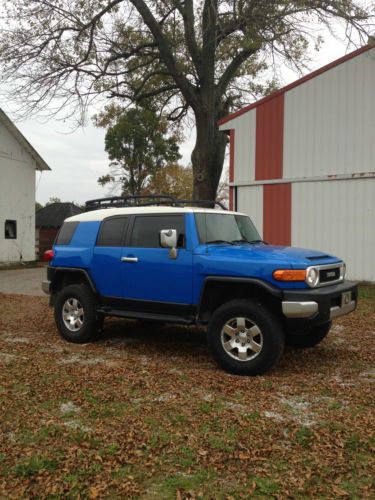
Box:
<box><xmin>97</xmin><ymin>307</ymin><xmax>196</xmax><ymax>325</ymax></box>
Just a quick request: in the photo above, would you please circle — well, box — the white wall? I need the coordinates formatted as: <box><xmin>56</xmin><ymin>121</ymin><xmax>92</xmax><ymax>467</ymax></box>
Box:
<box><xmin>292</xmin><ymin>178</ymin><xmax>375</xmax><ymax>281</ymax></box>
<box><xmin>284</xmin><ymin>48</ymin><xmax>375</xmax><ymax>180</ymax></box>
<box><xmin>0</xmin><ymin>124</ymin><xmax>36</xmax><ymax>262</ymax></box>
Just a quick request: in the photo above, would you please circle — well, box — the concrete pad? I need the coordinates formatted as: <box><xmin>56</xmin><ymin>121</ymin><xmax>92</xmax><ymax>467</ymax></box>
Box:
<box><xmin>0</xmin><ymin>267</ymin><xmax>47</xmax><ymax>296</ymax></box>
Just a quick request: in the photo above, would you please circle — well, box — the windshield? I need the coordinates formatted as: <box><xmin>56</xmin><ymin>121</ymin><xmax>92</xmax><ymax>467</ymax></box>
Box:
<box><xmin>195</xmin><ymin>213</ymin><xmax>261</xmax><ymax>244</ymax></box>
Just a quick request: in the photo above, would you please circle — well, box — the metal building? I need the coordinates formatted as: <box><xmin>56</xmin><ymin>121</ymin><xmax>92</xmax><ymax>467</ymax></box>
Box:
<box><xmin>219</xmin><ymin>45</ymin><xmax>375</xmax><ymax>282</ymax></box>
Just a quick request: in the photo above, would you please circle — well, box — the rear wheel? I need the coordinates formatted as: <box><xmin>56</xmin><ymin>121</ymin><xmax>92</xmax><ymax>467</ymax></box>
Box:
<box><xmin>54</xmin><ymin>284</ymin><xmax>98</xmax><ymax>343</ymax></box>
<box><xmin>207</xmin><ymin>299</ymin><xmax>285</xmax><ymax>376</ymax></box>
<box><xmin>286</xmin><ymin>321</ymin><xmax>332</xmax><ymax>348</ymax></box>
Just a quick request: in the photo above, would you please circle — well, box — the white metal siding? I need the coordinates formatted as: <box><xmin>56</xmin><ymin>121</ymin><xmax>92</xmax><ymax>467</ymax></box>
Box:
<box><xmin>292</xmin><ymin>178</ymin><xmax>375</xmax><ymax>281</ymax></box>
<box><xmin>237</xmin><ymin>185</ymin><xmax>263</xmax><ymax>237</ymax></box>
<box><xmin>220</xmin><ymin>109</ymin><xmax>256</xmax><ymax>184</ymax></box>
<box><xmin>0</xmin><ymin>124</ymin><xmax>36</xmax><ymax>262</ymax></box>
<box><xmin>284</xmin><ymin>48</ymin><xmax>375</xmax><ymax>180</ymax></box>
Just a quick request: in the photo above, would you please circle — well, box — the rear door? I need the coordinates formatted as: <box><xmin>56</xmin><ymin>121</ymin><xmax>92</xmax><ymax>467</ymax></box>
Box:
<box><xmin>90</xmin><ymin>216</ymin><xmax>129</xmax><ymax>297</ymax></box>
<box><xmin>121</xmin><ymin>214</ymin><xmax>193</xmax><ymax>304</ymax></box>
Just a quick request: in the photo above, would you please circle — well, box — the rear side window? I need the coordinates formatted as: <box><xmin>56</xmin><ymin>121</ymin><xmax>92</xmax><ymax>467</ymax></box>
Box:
<box><xmin>129</xmin><ymin>215</ymin><xmax>185</xmax><ymax>248</ymax></box>
<box><xmin>96</xmin><ymin>217</ymin><xmax>128</xmax><ymax>247</ymax></box>
<box><xmin>55</xmin><ymin>221</ymin><xmax>79</xmax><ymax>245</ymax></box>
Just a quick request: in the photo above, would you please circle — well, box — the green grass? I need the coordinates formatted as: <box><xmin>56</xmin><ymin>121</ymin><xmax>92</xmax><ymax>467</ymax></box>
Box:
<box><xmin>252</xmin><ymin>476</ymin><xmax>280</xmax><ymax>497</ymax></box>
<box><xmin>294</xmin><ymin>427</ymin><xmax>314</xmax><ymax>448</ymax></box>
<box><xmin>150</xmin><ymin>429</ymin><xmax>172</xmax><ymax>448</ymax></box>
<box><xmin>152</xmin><ymin>469</ymin><xmax>213</xmax><ymax>498</ymax></box>
<box><xmin>328</xmin><ymin>401</ymin><xmax>343</xmax><ymax>410</ymax></box>
<box><xmin>173</xmin><ymin>446</ymin><xmax>195</xmax><ymax>467</ymax></box>
<box><xmin>13</xmin><ymin>456</ymin><xmax>58</xmax><ymax>477</ymax></box>
<box><xmin>340</xmin><ymin>477</ymin><xmax>375</xmax><ymax>498</ymax></box>
<box><xmin>358</xmin><ymin>284</ymin><xmax>375</xmax><ymax>300</ymax></box>
<box><xmin>209</xmin><ymin>427</ymin><xmax>238</xmax><ymax>452</ymax></box>
<box><xmin>167</xmin><ymin>412</ymin><xmax>188</xmax><ymax>424</ymax></box>
<box><xmin>245</xmin><ymin>410</ymin><xmax>260</xmax><ymax>421</ymax></box>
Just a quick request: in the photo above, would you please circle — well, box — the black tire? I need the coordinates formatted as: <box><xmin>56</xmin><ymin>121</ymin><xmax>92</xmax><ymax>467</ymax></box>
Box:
<box><xmin>54</xmin><ymin>284</ymin><xmax>98</xmax><ymax>343</ymax></box>
<box><xmin>286</xmin><ymin>321</ymin><xmax>332</xmax><ymax>348</ymax></box>
<box><xmin>207</xmin><ymin>299</ymin><xmax>285</xmax><ymax>376</ymax></box>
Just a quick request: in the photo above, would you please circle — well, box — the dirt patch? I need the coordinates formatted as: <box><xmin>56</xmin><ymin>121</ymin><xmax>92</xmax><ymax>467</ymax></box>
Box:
<box><xmin>0</xmin><ymin>290</ymin><xmax>374</xmax><ymax>498</ymax></box>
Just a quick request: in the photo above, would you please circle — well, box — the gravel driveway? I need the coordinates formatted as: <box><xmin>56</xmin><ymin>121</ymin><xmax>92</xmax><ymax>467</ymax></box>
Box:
<box><xmin>0</xmin><ymin>267</ymin><xmax>46</xmax><ymax>296</ymax></box>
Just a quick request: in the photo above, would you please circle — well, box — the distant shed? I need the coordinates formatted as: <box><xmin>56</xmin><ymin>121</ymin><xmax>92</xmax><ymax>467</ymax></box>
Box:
<box><xmin>36</xmin><ymin>202</ymin><xmax>83</xmax><ymax>259</ymax></box>
<box><xmin>219</xmin><ymin>45</ymin><xmax>375</xmax><ymax>281</ymax></box>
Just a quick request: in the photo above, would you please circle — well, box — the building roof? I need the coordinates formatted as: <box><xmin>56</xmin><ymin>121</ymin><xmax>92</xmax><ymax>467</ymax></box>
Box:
<box><xmin>36</xmin><ymin>202</ymin><xmax>84</xmax><ymax>228</ymax></box>
<box><xmin>67</xmin><ymin>206</ymin><xmax>243</xmax><ymax>222</ymax></box>
<box><xmin>0</xmin><ymin>108</ymin><xmax>51</xmax><ymax>171</ymax></box>
<box><xmin>219</xmin><ymin>44</ymin><xmax>374</xmax><ymax>127</ymax></box>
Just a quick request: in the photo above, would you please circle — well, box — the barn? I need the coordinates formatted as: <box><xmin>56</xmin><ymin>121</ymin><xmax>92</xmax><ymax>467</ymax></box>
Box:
<box><xmin>0</xmin><ymin>109</ymin><xmax>51</xmax><ymax>264</ymax></box>
<box><xmin>219</xmin><ymin>45</ymin><xmax>375</xmax><ymax>282</ymax></box>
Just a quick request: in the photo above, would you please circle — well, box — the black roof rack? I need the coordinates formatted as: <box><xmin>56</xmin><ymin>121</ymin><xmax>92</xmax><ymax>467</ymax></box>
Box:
<box><xmin>85</xmin><ymin>195</ymin><xmax>227</xmax><ymax>212</ymax></box>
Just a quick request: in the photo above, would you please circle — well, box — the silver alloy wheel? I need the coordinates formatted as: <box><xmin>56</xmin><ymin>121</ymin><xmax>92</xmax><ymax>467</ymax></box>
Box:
<box><xmin>62</xmin><ymin>298</ymin><xmax>84</xmax><ymax>332</ymax></box>
<box><xmin>221</xmin><ymin>317</ymin><xmax>263</xmax><ymax>361</ymax></box>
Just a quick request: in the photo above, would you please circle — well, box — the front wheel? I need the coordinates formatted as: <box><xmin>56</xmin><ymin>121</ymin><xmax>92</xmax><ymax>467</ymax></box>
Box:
<box><xmin>286</xmin><ymin>321</ymin><xmax>332</xmax><ymax>348</ymax></box>
<box><xmin>207</xmin><ymin>299</ymin><xmax>285</xmax><ymax>376</ymax></box>
<box><xmin>54</xmin><ymin>284</ymin><xmax>98</xmax><ymax>343</ymax></box>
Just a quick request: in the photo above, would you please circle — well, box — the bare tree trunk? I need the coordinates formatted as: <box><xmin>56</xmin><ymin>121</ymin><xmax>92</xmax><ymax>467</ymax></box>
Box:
<box><xmin>191</xmin><ymin>110</ymin><xmax>228</xmax><ymax>200</ymax></box>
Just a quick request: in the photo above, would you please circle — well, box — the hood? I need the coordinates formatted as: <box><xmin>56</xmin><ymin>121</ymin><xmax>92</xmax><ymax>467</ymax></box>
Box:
<box><xmin>196</xmin><ymin>243</ymin><xmax>341</xmax><ymax>268</ymax></box>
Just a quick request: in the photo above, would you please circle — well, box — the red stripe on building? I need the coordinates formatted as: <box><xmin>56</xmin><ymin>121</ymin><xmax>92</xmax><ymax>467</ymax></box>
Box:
<box><xmin>255</xmin><ymin>93</ymin><xmax>284</xmax><ymax>180</ymax></box>
<box><xmin>229</xmin><ymin>129</ymin><xmax>235</xmax><ymax>210</ymax></box>
<box><xmin>263</xmin><ymin>184</ymin><xmax>291</xmax><ymax>246</ymax></box>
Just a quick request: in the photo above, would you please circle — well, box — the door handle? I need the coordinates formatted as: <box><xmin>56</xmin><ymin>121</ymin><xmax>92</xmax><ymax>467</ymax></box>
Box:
<box><xmin>121</xmin><ymin>256</ymin><xmax>138</xmax><ymax>263</ymax></box>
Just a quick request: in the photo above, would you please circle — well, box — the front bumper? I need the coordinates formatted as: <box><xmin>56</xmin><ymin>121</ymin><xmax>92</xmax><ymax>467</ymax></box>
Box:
<box><xmin>282</xmin><ymin>280</ymin><xmax>358</xmax><ymax>332</ymax></box>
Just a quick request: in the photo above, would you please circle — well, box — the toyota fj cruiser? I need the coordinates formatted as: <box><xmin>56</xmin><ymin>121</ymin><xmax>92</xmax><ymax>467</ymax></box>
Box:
<box><xmin>42</xmin><ymin>195</ymin><xmax>357</xmax><ymax>375</ymax></box>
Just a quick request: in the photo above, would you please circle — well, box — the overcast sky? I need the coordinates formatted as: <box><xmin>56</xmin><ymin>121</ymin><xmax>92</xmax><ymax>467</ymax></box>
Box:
<box><xmin>2</xmin><ymin>35</ymin><xmax>356</xmax><ymax>206</ymax></box>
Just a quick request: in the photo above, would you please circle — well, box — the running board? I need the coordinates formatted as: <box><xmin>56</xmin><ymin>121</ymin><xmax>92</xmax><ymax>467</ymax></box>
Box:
<box><xmin>97</xmin><ymin>307</ymin><xmax>196</xmax><ymax>325</ymax></box>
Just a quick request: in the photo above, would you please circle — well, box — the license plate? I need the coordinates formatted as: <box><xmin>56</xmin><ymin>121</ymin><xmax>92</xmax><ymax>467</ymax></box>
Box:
<box><xmin>341</xmin><ymin>291</ymin><xmax>352</xmax><ymax>307</ymax></box>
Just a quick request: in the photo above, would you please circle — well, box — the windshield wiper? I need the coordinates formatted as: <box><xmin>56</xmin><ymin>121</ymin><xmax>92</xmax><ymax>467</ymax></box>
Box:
<box><xmin>206</xmin><ymin>240</ymin><xmax>235</xmax><ymax>245</ymax></box>
<box><xmin>249</xmin><ymin>239</ymin><xmax>268</xmax><ymax>245</ymax></box>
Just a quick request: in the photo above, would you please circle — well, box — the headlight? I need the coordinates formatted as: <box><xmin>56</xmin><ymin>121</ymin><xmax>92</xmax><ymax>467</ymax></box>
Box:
<box><xmin>306</xmin><ymin>267</ymin><xmax>319</xmax><ymax>288</ymax></box>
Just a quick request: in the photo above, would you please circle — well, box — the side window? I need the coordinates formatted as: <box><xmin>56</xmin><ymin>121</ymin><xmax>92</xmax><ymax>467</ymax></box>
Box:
<box><xmin>129</xmin><ymin>215</ymin><xmax>185</xmax><ymax>248</ymax></box>
<box><xmin>5</xmin><ymin>220</ymin><xmax>17</xmax><ymax>239</ymax></box>
<box><xmin>55</xmin><ymin>221</ymin><xmax>79</xmax><ymax>245</ymax></box>
<box><xmin>96</xmin><ymin>217</ymin><xmax>128</xmax><ymax>247</ymax></box>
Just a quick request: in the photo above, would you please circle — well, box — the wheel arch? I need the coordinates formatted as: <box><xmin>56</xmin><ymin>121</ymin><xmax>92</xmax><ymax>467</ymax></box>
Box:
<box><xmin>49</xmin><ymin>267</ymin><xmax>97</xmax><ymax>303</ymax></box>
<box><xmin>198</xmin><ymin>277</ymin><xmax>283</xmax><ymax>324</ymax></box>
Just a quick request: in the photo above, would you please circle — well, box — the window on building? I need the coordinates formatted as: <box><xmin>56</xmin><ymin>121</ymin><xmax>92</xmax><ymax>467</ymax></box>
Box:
<box><xmin>96</xmin><ymin>217</ymin><xmax>129</xmax><ymax>247</ymax></box>
<box><xmin>4</xmin><ymin>220</ymin><xmax>17</xmax><ymax>239</ymax></box>
<box><xmin>129</xmin><ymin>215</ymin><xmax>185</xmax><ymax>248</ymax></box>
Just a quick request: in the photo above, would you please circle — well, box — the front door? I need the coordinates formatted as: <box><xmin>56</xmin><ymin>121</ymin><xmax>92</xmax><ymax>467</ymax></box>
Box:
<box><xmin>121</xmin><ymin>214</ymin><xmax>193</xmax><ymax>305</ymax></box>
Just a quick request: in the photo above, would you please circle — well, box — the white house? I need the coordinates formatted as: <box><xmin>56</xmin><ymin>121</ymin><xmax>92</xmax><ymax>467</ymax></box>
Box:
<box><xmin>0</xmin><ymin>109</ymin><xmax>51</xmax><ymax>263</ymax></box>
<box><xmin>219</xmin><ymin>45</ymin><xmax>375</xmax><ymax>282</ymax></box>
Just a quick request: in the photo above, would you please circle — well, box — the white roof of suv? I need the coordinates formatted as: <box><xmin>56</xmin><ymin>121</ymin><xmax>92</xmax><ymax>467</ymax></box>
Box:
<box><xmin>66</xmin><ymin>206</ymin><xmax>243</xmax><ymax>222</ymax></box>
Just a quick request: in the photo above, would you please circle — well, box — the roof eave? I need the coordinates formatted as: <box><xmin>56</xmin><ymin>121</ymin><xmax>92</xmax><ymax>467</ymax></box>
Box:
<box><xmin>0</xmin><ymin>109</ymin><xmax>51</xmax><ymax>171</ymax></box>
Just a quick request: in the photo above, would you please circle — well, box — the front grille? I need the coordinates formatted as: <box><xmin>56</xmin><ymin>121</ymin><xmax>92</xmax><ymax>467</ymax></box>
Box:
<box><xmin>319</xmin><ymin>266</ymin><xmax>341</xmax><ymax>284</ymax></box>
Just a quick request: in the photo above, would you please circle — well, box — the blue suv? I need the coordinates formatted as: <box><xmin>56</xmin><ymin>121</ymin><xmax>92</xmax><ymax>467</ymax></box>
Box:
<box><xmin>42</xmin><ymin>196</ymin><xmax>357</xmax><ymax>375</ymax></box>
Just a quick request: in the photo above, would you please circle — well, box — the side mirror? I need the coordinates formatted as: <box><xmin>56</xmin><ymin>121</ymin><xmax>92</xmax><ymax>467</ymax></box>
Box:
<box><xmin>160</xmin><ymin>229</ymin><xmax>178</xmax><ymax>259</ymax></box>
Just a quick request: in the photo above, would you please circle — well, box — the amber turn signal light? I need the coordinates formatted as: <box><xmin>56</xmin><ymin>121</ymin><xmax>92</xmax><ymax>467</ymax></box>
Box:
<box><xmin>273</xmin><ymin>269</ymin><xmax>306</xmax><ymax>281</ymax></box>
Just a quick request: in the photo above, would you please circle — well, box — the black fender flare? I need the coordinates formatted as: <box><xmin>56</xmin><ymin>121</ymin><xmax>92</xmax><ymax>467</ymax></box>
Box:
<box><xmin>48</xmin><ymin>266</ymin><xmax>97</xmax><ymax>294</ymax></box>
<box><xmin>197</xmin><ymin>276</ymin><xmax>282</xmax><ymax>321</ymax></box>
